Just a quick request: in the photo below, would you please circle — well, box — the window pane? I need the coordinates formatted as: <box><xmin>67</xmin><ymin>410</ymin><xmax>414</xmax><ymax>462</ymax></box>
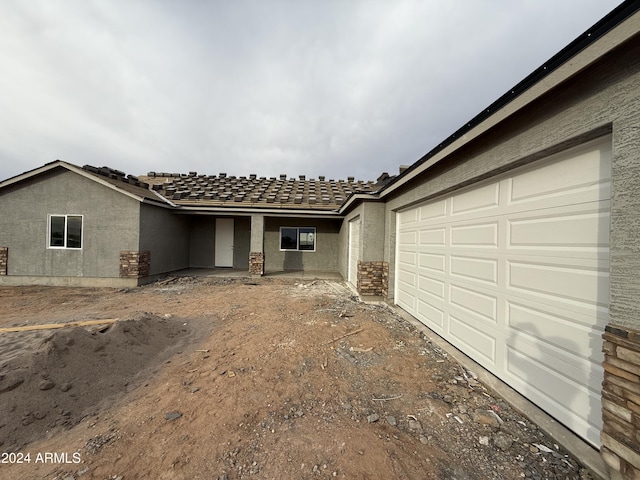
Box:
<box><xmin>280</xmin><ymin>228</ymin><xmax>298</xmax><ymax>250</ymax></box>
<box><xmin>50</xmin><ymin>216</ymin><xmax>65</xmax><ymax>247</ymax></box>
<box><xmin>299</xmin><ymin>228</ymin><xmax>315</xmax><ymax>251</ymax></box>
<box><xmin>67</xmin><ymin>216</ymin><xmax>82</xmax><ymax>249</ymax></box>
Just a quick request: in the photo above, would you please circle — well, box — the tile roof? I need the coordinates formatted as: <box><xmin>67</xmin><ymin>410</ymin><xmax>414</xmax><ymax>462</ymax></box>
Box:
<box><xmin>139</xmin><ymin>171</ymin><xmax>382</xmax><ymax>210</ymax></box>
<box><xmin>81</xmin><ymin>165</ymin><xmax>166</xmax><ymax>204</ymax></box>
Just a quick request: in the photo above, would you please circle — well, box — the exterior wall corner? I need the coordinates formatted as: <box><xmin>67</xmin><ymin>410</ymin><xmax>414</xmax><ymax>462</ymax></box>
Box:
<box><xmin>249</xmin><ymin>251</ymin><xmax>265</xmax><ymax>276</ymax></box>
<box><xmin>357</xmin><ymin>260</ymin><xmax>389</xmax><ymax>297</ymax></box>
<box><xmin>119</xmin><ymin>250</ymin><xmax>151</xmax><ymax>279</ymax></box>
<box><xmin>601</xmin><ymin>324</ymin><xmax>640</xmax><ymax>479</ymax></box>
<box><xmin>0</xmin><ymin>247</ymin><xmax>7</xmax><ymax>275</ymax></box>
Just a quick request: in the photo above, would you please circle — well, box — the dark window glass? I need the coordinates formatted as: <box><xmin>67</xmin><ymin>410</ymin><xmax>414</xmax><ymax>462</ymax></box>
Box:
<box><xmin>66</xmin><ymin>215</ymin><xmax>82</xmax><ymax>249</ymax></box>
<box><xmin>280</xmin><ymin>228</ymin><xmax>298</xmax><ymax>250</ymax></box>
<box><xmin>299</xmin><ymin>228</ymin><xmax>315</xmax><ymax>251</ymax></box>
<box><xmin>50</xmin><ymin>216</ymin><xmax>65</xmax><ymax>247</ymax></box>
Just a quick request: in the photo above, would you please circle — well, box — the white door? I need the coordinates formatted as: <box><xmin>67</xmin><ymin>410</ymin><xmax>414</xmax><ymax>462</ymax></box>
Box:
<box><xmin>348</xmin><ymin>217</ymin><xmax>360</xmax><ymax>286</ymax></box>
<box><xmin>215</xmin><ymin>218</ymin><xmax>234</xmax><ymax>267</ymax></box>
<box><xmin>395</xmin><ymin>138</ymin><xmax>611</xmax><ymax>447</ymax></box>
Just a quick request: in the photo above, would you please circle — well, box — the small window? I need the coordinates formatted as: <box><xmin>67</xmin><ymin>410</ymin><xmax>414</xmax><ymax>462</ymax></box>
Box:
<box><xmin>280</xmin><ymin>227</ymin><xmax>316</xmax><ymax>252</ymax></box>
<box><xmin>48</xmin><ymin>215</ymin><xmax>83</xmax><ymax>249</ymax></box>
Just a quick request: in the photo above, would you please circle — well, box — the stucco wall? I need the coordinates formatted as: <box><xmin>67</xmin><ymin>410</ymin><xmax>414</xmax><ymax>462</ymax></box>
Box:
<box><xmin>139</xmin><ymin>204</ymin><xmax>190</xmax><ymax>275</ymax></box>
<box><xmin>233</xmin><ymin>216</ymin><xmax>251</xmax><ymax>269</ymax></box>
<box><xmin>381</xmin><ymin>35</ymin><xmax>640</xmax><ymax>330</ymax></box>
<box><xmin>264</xmin><ymin>217</ymin><xmax>341</xmax><ymax>272</ymax></box>
<box><xmin>0</xmin><ymin>168</ymin><xmax>139</xmax><ymax>279</ymax></box>
<box><xmin>339</xmin><ymin>205</ymin><xmax>364</xmax><ymax>280</ymax></box>
<box><xmin>188</xmin><ymin>215</ymin><xmax>251</xmax><ymax>269</ymax></box>
<box><xmin>339</xmin><ymin>202</ymin><xmax>385</xmax><ymax>281</ymax></box>
<box><xmin>189</xmin><ymin>216</ymin><xmax>215</xmax><ymax>268</ymax></box>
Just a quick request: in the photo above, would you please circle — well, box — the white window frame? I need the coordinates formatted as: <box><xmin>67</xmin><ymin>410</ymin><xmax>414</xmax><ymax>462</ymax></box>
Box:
<box><xmin>279</xmin><ymin>226</ymin><xmax>316</xmax><ymax>252</ymax></box>
<box><xmin>47</xmin><ymin>214</ymin><xmax>83</xmax><ymax>250</ymax></box>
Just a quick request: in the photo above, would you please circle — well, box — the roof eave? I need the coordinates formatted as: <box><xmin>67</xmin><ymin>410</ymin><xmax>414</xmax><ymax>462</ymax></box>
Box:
<box><xmin>377</xmin><ymin>3</ymin><xmax>640</xmax><ymax>200</ymax></box>
<box><xmin>173</xmin><ymin>205</ymin><xmax>343</xmax><ymax>218</ymax></box>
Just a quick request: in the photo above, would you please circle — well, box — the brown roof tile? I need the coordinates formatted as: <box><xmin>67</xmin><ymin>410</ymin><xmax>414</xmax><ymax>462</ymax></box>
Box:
<box><xmin>140</xmin><ymin>171</ymin><xmax>379</xmax><ymax>210</ymax></box>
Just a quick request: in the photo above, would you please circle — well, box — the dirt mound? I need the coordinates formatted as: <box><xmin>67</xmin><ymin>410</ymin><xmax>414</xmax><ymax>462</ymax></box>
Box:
<box><xmin>0</xmin><ymin>313</ymin><xmax>195</xmax><ymax>451</ymax></box>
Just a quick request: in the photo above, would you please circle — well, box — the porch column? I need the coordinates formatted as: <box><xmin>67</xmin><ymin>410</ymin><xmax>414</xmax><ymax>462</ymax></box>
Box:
<box><xmin>0</xmin><ymin>247</ymin><xmax>7</xmax><ymax>275</ymax></box>
<box><xmin>249</xmin><ymin>215</ymin><xmax>265</xmax><ymax>277</ymax></box>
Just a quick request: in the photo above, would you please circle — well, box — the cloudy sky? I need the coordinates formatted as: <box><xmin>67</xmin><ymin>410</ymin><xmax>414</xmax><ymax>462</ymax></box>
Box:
<box><xmin>0</xmin><ymin>0</ymin><xmax>622</xmax><ymax>182</ymax></box>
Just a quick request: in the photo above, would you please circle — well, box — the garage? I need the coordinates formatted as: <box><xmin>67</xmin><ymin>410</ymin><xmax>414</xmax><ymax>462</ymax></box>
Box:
<box><xmin>395</xmin><ymin>137</ymin><xmax>611</xmax><ymax>447</ymax></box>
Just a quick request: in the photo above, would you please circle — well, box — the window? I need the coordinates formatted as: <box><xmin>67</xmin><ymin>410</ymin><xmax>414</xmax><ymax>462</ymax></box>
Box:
<box><xmin>280</xmin><ymin>227</ymin><xmax>316</xmax><ymax>251</ymax></box>
<box><xmin>48</xmin><ymin>215</ymin><xmax>83</xmax><ymax>249</ymax></box>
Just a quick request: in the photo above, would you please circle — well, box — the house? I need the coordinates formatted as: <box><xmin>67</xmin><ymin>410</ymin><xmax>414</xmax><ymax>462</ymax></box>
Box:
<box><xmin>0</xmin><ymin>161</ymin><xmax>383</xmax><ymax>286</ymax></box>
<box><xmin>1</xmin><ymin>1</ymin><xmax>639</xmax><ymax>477</ymax></box>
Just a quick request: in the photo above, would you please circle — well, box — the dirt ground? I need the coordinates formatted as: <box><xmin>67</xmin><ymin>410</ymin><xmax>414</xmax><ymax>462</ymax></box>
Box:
<box><xmin>0</xmin><ymin>276</ymin><xmax>595</xmax><ymax>480</ymax></box>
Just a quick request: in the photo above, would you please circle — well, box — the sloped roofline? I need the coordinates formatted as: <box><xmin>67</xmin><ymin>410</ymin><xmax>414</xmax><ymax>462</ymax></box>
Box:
<box><xmin>0</xmin><ymin>160</ymin><xmax>171</xmax><ymax>206</ymax></box>
<box><xmin>369</xmin><ymin>0</ymin><xmax>640</xmax><ymax>201</ymax></box>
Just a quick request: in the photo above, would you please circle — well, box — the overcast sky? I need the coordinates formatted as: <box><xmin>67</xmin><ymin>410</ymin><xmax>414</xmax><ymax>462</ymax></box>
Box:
<box><xmin>0</xmin><ymin>0</ymin><xmax>622</xmax><ymax>182</ymax></box>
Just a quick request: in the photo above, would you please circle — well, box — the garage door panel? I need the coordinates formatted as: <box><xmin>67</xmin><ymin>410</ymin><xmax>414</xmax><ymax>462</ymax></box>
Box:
<box><xmin>450</xmin><ymin>284</ymin><xmax>497</xmax><ymax>324</ymax></box>
<box><xmin>507</xmin><ymin>301</ymin><xmax>605</xmax><ymax>359</ymax></box>
<box><xmin>508</xmin><ymin>209</ymin><xmax>610</xmax><ymax>250</ymax></box>
<box><xmin>417</xmin><ymin>299</ymin><xmax>445</xmax><ymax>331</ymax></box>
<box><xmin>399</xmin><ymin>208</ymin><xmax>419</xmax><ymax>225</ymax></box>
<box><xmin>449</xmin><ymin>314</ymin><xmax>497</xmax><ymax>365</ymax></box>
<box><xmin>508</xmin><ymin>143</ymin><xmax>611</xmax><ymax>205</ymax></box>
<box><xmin>451</xmin><ymin>222</ymin><xmax>499</xmax><ymax>247</ymax></box>
<box><xmin>419</xmin><ymin>227</ymin><xmax>446</xmax><ymax>246</ymax></box>
<box><xmin>418</xmin><ymin>253</ymin><xmax>445</xmax><ymax>272</ymax></box>
<box><xmin>450</xmin><ymin>255</ymin><xmax>498</xmax><ymax>285</ymax></box>
<box><xmin>396</xmin><ymin>288</ymin><xmax>416</xmax><ymax>313</ymax></box>
<box><xmin>397</xmin><ymin>269</ymin><xmax>417</xmax><ymax>288</ymax></box>
<box><xmin>395</xmin><ymin>138</ymin><xmax>611</xmax><ymax>447</ymax></box>
<box><xmin>506</xmin><ymin>346</ymin><xmax>602</xmax><ymax>443</ymax></box>
<box><xmin>418</xmin><ymin>275</ymin><xmax>445</xmax><ymax>299</ymax></box>
<box><xmin>419</xmin><ymin>199</ymin><xmax>447</xmax><ymax>221</ymax></box>
<box><xmin>399</xmin><ymin>231</ymin><xmax>418</xmax><ymax>246</ymax></box>
<box><xmin>451</xmin><ymin>182</ymin><xmax>500</xmax><ymax>215</ymax></box>
<box><xmin>398</xmin><ymin>250</ymin><xmax>417</xmax><ymax>268</ymax></box>
<box><xmin>508</xmin><ymin>260</ymin><xmax>609</xmax><ymax>308</ymax></box>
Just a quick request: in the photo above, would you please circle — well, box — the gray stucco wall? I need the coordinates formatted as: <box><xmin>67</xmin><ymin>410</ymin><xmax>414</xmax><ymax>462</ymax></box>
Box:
<box><xmin>380</xmin><ymin>35</ymin><xmax>640</xmax><ymax>331</ymax></box>
<box><xmin>139</xmin><ymin>204</ymin><xmax>190</xmax><ymax>275</ymax></box>
<box><xmin>0</xmin><ymin>168</ymin><xmax>140</xmax><ymax>279</ymax></box>
<box><xmin>339</xmin><ymin>202</ymin><xmax>385</xmax><ymax>280</ymax></box>
<box><xmin>264</xmin><ymin>217</ymin><xmax>341</xmax><ymax>272</ymax></box>
<box><xmin>186</xmin><ymin>215</ymin><xmax>251</xmax><ymax>269</ymax></box>
<box><xmin>339</xmin><ymin>205</ymin><xmax>364</xmax><ymax>280</ymax></box>
<box><xmin>233</xmin><ymin>216</ymin><xmax>251</xmax><ymax>269</ymax></box>
<box><xmin>189</xmin><ymin>216</ymin><xmax>215</xmax><ymax>268</ymax></box>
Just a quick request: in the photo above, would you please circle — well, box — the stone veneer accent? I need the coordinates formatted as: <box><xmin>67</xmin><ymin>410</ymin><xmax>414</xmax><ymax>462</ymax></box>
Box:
<box><xmin>119</xmin><ymin>250</ymin><xmax>150</xmax><ymax>278</ymax></box>
<box><xmin>249</xmin><ymin>252</ymin><xmax>264</xmax><ymax>276</ymax></box>
<box><xmin>357</xmin><ymin>261</ymin><xmax>389</xmax><ymax>297</ymax></box>
<box><xmin>601</xmin><ymin>324</ymin><xmax>640</xmax><ymax>479</ymax></box>
<box><xmin>0</xmin><ymin>247</ymin><xmax>7</xmax><ymax>275</ymax></box>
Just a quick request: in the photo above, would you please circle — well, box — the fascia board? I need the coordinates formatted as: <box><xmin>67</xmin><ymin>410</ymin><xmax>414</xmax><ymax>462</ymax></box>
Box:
<box><xmin>379</xmin><ymin>9</ymin><xmax>640</xmax><ymax>199</ymax></box>
<box><xmin>337</xmin><ymin>192</ymin><xmax>382</xmax><ymax>214</ymax></box>
<box><xmin>0</xmin><ymin>160</ymin><xmax>152</xmax><ymax>204</ymax></box>
<box><xmin>0</xmin><ymin>161</ymin><xmax>68</xmax><ymax>189</ymax></box>
<box><xmin>174</xmin><ymin>206</ymin><xmax>343</xmax><ymax>218</ymax></box>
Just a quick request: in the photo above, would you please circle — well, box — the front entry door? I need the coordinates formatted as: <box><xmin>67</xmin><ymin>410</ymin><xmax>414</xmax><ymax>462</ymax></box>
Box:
<box><xmin>215</xmin><ymin>218</ymin><xmax>234</xmax><ymax>267</ymax></box>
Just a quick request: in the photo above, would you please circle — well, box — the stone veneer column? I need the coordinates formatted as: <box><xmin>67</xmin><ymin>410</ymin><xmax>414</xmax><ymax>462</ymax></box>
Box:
<box><xmin>119</xmin><ymin>251</ymin><xmax>151</xmax><ymax>278</ymax></box>
<box><xmin>249</xmin><ymin>252</ymin><xmax>265</xmax><ymax>277</ymax></box>
<box><xmin>357</xmin><ymin>261</ymin><xmax>389</xmax><ymax>297</ymax></box>
<box><xmin>0</xmin><ymin>247</ymin><xmax>7</xmax><ymax>275</ymax></box>
<box><xmin>601</xmin><ymin>324</ymin><xmax>640</xmax><ymax>479</ymax></box>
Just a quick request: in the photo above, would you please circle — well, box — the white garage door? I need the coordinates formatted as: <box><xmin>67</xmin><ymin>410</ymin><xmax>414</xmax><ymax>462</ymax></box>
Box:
<box><xmin>396</xmin><ymin>138</ymin><xmax>611</xmax><ymax>447</ymax></box>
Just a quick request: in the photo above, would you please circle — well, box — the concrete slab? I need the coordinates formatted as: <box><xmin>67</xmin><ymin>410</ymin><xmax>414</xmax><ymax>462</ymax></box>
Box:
<box><xmin>170</xmin><ymin>268</ymin><xmax>342</xmax><ymax>281</ymax></box>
